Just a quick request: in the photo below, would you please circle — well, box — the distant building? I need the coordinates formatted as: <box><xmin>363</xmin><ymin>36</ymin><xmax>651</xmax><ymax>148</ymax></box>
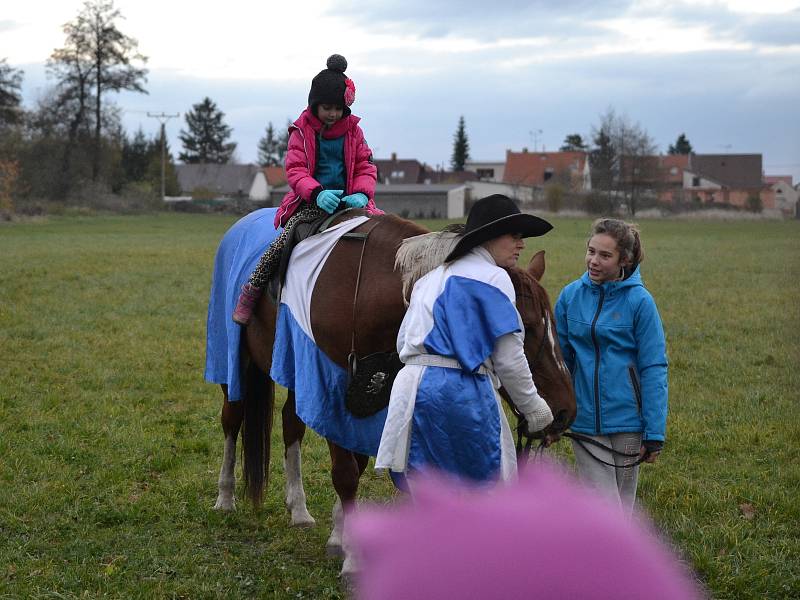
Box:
<box><xmin>268</xmin><ymin>182</ymin><xmax>470</xmax><ymax>219</ymax></box>
<box><xmin>176</xmin><ymin>164</ymin><xmax>264</xmax><ymax>200</ymax></box>
<box><xmin>375</xmin><ymin>153</ymin><xmax>478</xmax><ymax>185</ymax></box>
<box><xmin>374</xmin><ymin>154</ymin><xmax>427</xmax><ymax>184</ymax></box>
<box><xmin>503</xmin><ymin>149</ymin><xmax>591</xmax><ymax>192</ymax></box>
<box><xmin>682</xmin><ymin>154</ymin><xmax>774</xmax><ymax>210</ymax></box>
<box><xmin>766</xmin><ymin>176</ymin><xmax>798</xmax><ymax>217</ymax></box>
<box><xmin>466</xmin><ymin>160</ymin><xmax>505</xmax><ymax>182</ymax></box>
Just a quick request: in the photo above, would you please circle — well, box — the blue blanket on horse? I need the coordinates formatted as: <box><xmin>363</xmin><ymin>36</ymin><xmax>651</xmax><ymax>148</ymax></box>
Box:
<box><xmin>204</xmin><ymin>208</ymin><xmax>279</xmax><ymax>401</ymax></box>
<box><xmin>205</xmin><ymin>209</ymin><xmax>387</xmax><ymax>457</ymax></box>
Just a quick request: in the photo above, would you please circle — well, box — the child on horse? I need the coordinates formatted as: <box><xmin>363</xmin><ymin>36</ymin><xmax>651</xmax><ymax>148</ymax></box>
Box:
<box><xmin>232</xmin><ymin>54</ymin><xmax>381</xmax><ymax>325</ymax></box>
<box><xmin>555</xmin><ymin>218</ymin><xmax>668</xmax><ymax>514</ymax></box>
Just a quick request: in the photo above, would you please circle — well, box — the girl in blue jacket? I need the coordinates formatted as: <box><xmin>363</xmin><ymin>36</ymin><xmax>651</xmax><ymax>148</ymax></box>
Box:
<box><xmin>555</xmin><ymin>218</ymin><xmax>668</xmax><ymax>513</ymax></box>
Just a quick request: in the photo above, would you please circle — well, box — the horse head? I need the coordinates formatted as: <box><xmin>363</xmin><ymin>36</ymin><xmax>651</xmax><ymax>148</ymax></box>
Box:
<box><xmin>505</xmin><ymin>250</ymin><xmax>576</xmax><ymax>440</ymax></box>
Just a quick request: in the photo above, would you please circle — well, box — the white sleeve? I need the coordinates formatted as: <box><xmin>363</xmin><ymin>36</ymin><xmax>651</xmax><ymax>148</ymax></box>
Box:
<box><xmin>492</xmin><ymin>331</ymin><xmax>553</xmax><ymax>431</ymax></box>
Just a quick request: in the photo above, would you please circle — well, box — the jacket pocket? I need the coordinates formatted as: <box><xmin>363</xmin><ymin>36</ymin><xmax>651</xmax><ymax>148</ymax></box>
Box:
<box><xmin>628</xmin><ymin>365</ymin><xmax>643</xmax><ymax>414</ymax></box>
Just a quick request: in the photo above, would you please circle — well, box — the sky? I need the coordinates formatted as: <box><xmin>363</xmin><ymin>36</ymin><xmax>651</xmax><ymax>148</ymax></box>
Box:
<box><xmin>3</xmin><ymin>0</ymin><xmax>800</xmax><ymax>181</ymax></box>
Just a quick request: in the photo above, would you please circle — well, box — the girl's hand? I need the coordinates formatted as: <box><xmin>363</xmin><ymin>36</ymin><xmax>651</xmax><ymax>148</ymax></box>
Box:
<box><xmin>639</xmin><ymin>440</ymin><xmax>663</xmax><ymax>464</ymax></box>
<box><xmin>342</xmin><ymin>192</ymin><xmax>368</xmax><ymax>208</ymax></box>
<box><xmin>316</xmin><ymin>189</ymin><xmax>343</xmax><ymax>213</ymax></box>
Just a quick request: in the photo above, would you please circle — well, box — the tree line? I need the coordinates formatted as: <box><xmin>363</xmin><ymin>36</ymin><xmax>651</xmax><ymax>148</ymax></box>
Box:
<box><xmin>451</xmin><ymin>112</ymin><xmax>694</xmax><ymax>215</ymax></box>
<box><xmin>1</xmin><ymin>0</ymin><xmax>696</xmax><ymax>216</ymax></box>
<box><xmin>0</xmin><ymin>0</ymin><xmax>286</xmax><ymax>213</ymax></box>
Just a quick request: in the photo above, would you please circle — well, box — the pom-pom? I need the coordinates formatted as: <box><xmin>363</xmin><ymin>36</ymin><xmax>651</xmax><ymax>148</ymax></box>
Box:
<box><xmin>344</xmin><ymin>78</ymin><xmax>356</xmax><ymax>106</ymax></box>
<box><xmin>326</xmin><ymin>54</ymin><xmax>348</xmax><ymax>73</ymax></box>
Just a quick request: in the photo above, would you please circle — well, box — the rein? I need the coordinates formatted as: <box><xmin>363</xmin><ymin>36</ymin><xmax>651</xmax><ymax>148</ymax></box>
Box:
<box><xmin>514</xmin><ymin>416</ymin><xmax>646</xmax><ymax>469</ymax></box>
<box><xmin>340</xmin><ymin>217</ymin><xmax>384</xmax><ymax>380</ymax></box>
<box><xmin>562</xmin><ymin>431</ymin><xmax>646</xmax><ymax>468</ymax></box>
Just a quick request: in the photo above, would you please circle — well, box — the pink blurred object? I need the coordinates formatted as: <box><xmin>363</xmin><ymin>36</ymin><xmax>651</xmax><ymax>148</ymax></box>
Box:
<box><xmin>351</xmin><ymin>462</ymin><xmax>703</xmax><ymax>600</ymax></box>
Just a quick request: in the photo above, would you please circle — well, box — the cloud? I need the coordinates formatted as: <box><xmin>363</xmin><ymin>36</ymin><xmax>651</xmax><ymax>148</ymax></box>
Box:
<box><xmin>0</xmin><ymin>20</ymin><xmax>21</xmax><ymax>33</ymax></box>
<box><xmin>735</xmin><ymin>9</ymin><xmax>800</xmax><ymax>46</ymax></box>
<box><xmin>332</xmin><ymin>0</ymin><xmax>631</xmax><ymax>39</ymax></box>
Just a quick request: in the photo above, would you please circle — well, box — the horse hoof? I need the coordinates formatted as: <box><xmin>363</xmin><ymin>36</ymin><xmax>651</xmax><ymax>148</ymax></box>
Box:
<box><xmin>340</xmin><ymin>555</ymin><xmax>359</xmax><ymax>578</ymax></box>
<box><xmin>290</xmin><ymin>512</ymin><xmax>316</xmax><ymax>528</ymax></box>
<box><xmin>326</xmin><ymin>542</ymin><xmax>344</xmax><ymax>558</ymax></box>
<box><xmin>213</xmin><ymin>497</ymin><xmax>235</xmax><ymax>511</ymax></box>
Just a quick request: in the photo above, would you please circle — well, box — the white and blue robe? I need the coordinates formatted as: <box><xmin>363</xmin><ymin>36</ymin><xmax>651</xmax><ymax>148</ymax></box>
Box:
<box><xmin>376</xmin><ymin>246</ymin><xmax>546</xmax><ymax>484</ymax></box>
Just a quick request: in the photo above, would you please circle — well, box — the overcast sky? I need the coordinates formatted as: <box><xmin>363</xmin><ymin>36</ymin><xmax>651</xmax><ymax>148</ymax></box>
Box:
<box><xmin>4</xmin><ymin>0</ymin><xmax>800</xmax><ymax>181</ymax></box>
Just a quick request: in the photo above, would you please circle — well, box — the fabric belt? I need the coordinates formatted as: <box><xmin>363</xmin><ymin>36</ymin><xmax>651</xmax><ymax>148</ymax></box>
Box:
<box><xmin>403</xmin><ymin>354</ymin><xmax>489</xmax><ymax>375</ymax></box>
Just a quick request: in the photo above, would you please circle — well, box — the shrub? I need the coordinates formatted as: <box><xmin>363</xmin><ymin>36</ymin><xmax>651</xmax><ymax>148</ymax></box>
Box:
<box><xmin>746</xmin><ymin>193</ymin><xmax>763</xmax><ymax>213</ymax></box>
<box><xmin>546</xmin><ymin>184</ymin><xmax>564</xmax><ymax>213</ymax></box>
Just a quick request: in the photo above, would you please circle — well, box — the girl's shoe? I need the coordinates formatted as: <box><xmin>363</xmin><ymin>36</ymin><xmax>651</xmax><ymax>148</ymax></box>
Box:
<box><xmin>232</xmin><ymin>283</ymin><xmax>262</xmax><ymax>325</ymax></box>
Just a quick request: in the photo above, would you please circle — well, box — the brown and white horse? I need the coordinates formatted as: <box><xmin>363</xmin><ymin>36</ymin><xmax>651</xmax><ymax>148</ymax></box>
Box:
<box><xmin>211</xmin><ymin>213</ymin><xmax>576</xmax><ymax>575</ymax></box>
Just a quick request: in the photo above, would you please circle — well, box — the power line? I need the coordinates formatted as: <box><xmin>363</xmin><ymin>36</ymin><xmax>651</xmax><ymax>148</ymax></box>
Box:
<box><xmin>147</xmin><ymin>112</ymin><xmax>180</xmax><ymax>201</ymax></box>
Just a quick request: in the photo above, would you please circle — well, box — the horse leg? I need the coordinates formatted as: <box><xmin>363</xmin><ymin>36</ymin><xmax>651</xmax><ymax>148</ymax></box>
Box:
<box><xmin>214</xmin><ymin>384</ymin><xmax>242</xmax><ymax>510</ymax></box>
<box><xmin>326</xmin><ymin>443</ymin><xmax>369</xmax><ymax>575</ymax></box>
<box><xmin>282</xmin><ymin>390</ymin><xmax>315</xmax><ymax>527</ymax></box>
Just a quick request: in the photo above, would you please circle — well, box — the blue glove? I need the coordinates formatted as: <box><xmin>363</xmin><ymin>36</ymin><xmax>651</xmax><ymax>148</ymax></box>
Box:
<box><xmin>316</xmin><ymin>189</ymin><xmax>343</xmax><ymax>214</ymax></box>
<box><xmin>342</xmin><ymin>192</ymin><xmax>369</xmax><ymax>208</ymax></box>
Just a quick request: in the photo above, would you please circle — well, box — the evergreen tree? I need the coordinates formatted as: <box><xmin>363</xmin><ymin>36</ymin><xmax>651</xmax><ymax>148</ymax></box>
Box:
<box><xmin>0</xmin><ymin>59</ymin><xmax>23</xmax><ymax>126</ymax></box>
<box><xmin>559</xmin><ymin>133</ymin><xmax>587</xmax><ymax>152</ymax></box>
<box><xmin>276</xmin><ymin>119</ymin><xmax>292</xmax><ymax>164</ymax></box>
<box><xmin>121</xmin><ymin>127</ymin><xmax>150</xmax><ymax>182</ymax></box>
<box><xmin>178</xmin><ymin>97</ymin><xmax>237</xmax><ymax>164</ymax></box>
<box><xmin>668</xmin><ymin>133</ymin><xmax>693</xmax><ymax>155</ymax></box>
<box><xmin>590</xmin><ymin>127</ymin><xmax>616</xmax><ymax>211</ymax></box>
<box><xmin>257</xmin><ymin>122</ymin><xmax>281</xmax><ymax>166</ymax></box>
<box><xmin>450</xmin><ymin>115</ymin><xmax>469</xmax><ymax>172</ymax></box>
<box><xmin>145</xmin><ymin>136</ymin><xmax>180</xmax><ymax>197</ymax></box>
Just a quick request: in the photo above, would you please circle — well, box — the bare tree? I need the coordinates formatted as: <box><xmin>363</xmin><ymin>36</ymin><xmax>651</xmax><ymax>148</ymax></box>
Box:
<box><xmin>0</xmin><ymin>59</ymin><xmax>24</xmax><ymax>126</ymax></box>
<box><xmin>590</xmin><ymin>108</ymin><xmax>659</xmax><ymax>216</ymax></box>
<box><xmin>48</xmin><ymin>23</ymin><xmax>95</xmax><ymax>194</ymax></box>
<box><xmin>51</xmin><ymin>0</ymin><xmax>148</xmax><ymax>183</ymax></box>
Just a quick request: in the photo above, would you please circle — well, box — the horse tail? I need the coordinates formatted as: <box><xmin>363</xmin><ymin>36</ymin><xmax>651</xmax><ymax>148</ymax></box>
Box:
<box><xmin>241</xmin><ymin>360</ymin><xmax>274</xmax><ymax>508</ymax></box>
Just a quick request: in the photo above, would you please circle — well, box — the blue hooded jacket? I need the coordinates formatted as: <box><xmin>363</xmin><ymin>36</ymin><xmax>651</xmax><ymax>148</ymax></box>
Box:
<box><xmin>555</xmin><ymin>267</ymin><xmax>668</xmax><ymax>441</ymax></box>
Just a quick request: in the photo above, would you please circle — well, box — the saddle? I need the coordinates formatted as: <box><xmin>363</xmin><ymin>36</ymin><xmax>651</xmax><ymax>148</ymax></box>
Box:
<box><xmin>266</xmin><ymin>208</ymin><xmax>365</xmax><ymax>304</ymax></box>
<box><xmin>266</xmin><ymin>207</ymin><xmax>396</xmax><ymax>418</ymax></box>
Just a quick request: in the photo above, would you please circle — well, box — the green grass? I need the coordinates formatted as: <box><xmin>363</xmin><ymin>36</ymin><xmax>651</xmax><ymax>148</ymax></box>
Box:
<box><xmin>1</xmin><ymin>213</ymin><xmax>798</xmax><ymax>599</ymax></box>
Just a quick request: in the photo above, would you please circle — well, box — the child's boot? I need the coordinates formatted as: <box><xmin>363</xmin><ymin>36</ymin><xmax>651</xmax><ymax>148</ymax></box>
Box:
<box><xmin>232</xmin><ymin>283</ymin><xmax>263</xmax><ymax>325</ymax></box>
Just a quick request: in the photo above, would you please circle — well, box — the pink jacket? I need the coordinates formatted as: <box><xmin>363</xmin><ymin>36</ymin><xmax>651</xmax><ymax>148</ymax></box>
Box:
<box><xmin>274</xmin><ymin>108</ymin><xmax>382</xmax><ymax>228</ymax></box>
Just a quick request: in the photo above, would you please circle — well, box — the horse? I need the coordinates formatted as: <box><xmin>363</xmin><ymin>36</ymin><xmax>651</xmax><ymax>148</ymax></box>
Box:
<box><xmin>209</xmin><ymin>210</ymin><xmax>576</xmax><ymax>575</ymax></box>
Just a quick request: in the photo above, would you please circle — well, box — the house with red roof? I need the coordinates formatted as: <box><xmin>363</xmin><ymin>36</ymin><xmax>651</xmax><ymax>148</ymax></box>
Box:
<box><xmin>502</xmin><ymin>149</ymin><xmax>591</xmax><ymax>192</ymax></box>
<box><xmin>681</xmin><ymin>154</ymin><xmax>775</xmax><ymax>210</ymax></box>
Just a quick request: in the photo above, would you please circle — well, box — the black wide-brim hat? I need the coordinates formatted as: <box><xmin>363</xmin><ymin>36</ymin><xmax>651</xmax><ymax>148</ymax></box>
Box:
<box><xmin>445</xmin><ymin>194</ymin><xmax>553</xmax><ymax>262</ymax></box>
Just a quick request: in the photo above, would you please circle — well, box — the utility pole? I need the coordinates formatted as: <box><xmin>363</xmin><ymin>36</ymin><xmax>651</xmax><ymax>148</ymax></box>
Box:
<box><xmin>147</xmin><ymin>112</ymin><xmax>179</xmax><ymax>201</ymax></box>
<box><xmin>529</xmin><ymin>129</ymin><xmax>543</xmax><ymax>152</ymax></box>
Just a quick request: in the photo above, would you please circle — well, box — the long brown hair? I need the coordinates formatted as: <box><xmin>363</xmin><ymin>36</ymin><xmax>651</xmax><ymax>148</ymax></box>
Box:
<box><xmin>589</xmin><ymin>218</ymin><xmax>645</xmax><ymax>267</ymax></box>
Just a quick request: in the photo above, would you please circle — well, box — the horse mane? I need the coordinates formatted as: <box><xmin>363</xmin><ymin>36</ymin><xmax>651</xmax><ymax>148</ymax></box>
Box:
<box><xmin>395</xmin><ymin>224</ymin><xmax>465</xmax><ymax>304</ymax></box>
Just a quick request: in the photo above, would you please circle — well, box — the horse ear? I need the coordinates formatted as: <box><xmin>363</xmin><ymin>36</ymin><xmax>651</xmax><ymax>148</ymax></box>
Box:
<box><xmin>528</xmin><ymin>250</ymin><xmax>546</xmax><ymax>281</ymax></box>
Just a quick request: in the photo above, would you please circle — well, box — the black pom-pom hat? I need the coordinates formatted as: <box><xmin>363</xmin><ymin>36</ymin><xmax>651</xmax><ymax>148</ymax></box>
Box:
<box><xmin>308</xmin><ymin>54</ymin><xmax>356</xmax><ymax>115</ymax></box>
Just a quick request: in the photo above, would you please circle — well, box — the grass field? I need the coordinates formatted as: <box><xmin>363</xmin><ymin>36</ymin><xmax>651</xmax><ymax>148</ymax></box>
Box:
<box><xmin>1</xmin><ymin>213</ymin><xmax>798</xmax><ymax>599</ymax></box>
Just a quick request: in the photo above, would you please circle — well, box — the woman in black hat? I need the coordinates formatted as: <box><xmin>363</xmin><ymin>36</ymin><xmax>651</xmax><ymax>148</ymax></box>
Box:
<box><xmin>375</xmin><ymin>195</ymin><xmax>554</xmax><ymax>485</ymax></box>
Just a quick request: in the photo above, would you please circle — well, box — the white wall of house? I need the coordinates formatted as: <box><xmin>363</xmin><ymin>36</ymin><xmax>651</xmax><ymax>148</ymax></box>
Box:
<box><xmin>466</xmin><ymin>161</ymin><xmax>506</xmax><ymax>182</ymax></box>
<box><xmin>683</xmin><ymin>171</ymin><xmax>722</xmax><ymax>189</ymax></box>
<box><xmin>581</xmin><ymin>160</ymin><xmax>592</xmax><ymax>192</ymax></box>
<box><xmin>447</xmin><ymin>186</ymin><xmax>468</xmax><ymax>218</ymax></box>
<box><xmin>772</xmin><ymin>181</ymin><xmax>799</xmax><ymax>213</ymax></box>
<box><xmin>468</xmin><ymin>181</ymin><xmax>536</xmax><ymax>203</ymax></box>
<box><xmin>249</xmin><ymin>172</ymin><xmax>269</xmax><ymax>201</ymax></box>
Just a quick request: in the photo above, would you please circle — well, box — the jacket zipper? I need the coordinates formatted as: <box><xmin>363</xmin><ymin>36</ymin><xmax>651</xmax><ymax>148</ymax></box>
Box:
<box><xmin>590</xmin><ymin>287</ymin><xmax>605</xmax><ymax>434</ymax></box>
<box><xmin>628</xmin><ymin>365</ymin><xmax>643</xmax><ymax>414</ymax></box>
